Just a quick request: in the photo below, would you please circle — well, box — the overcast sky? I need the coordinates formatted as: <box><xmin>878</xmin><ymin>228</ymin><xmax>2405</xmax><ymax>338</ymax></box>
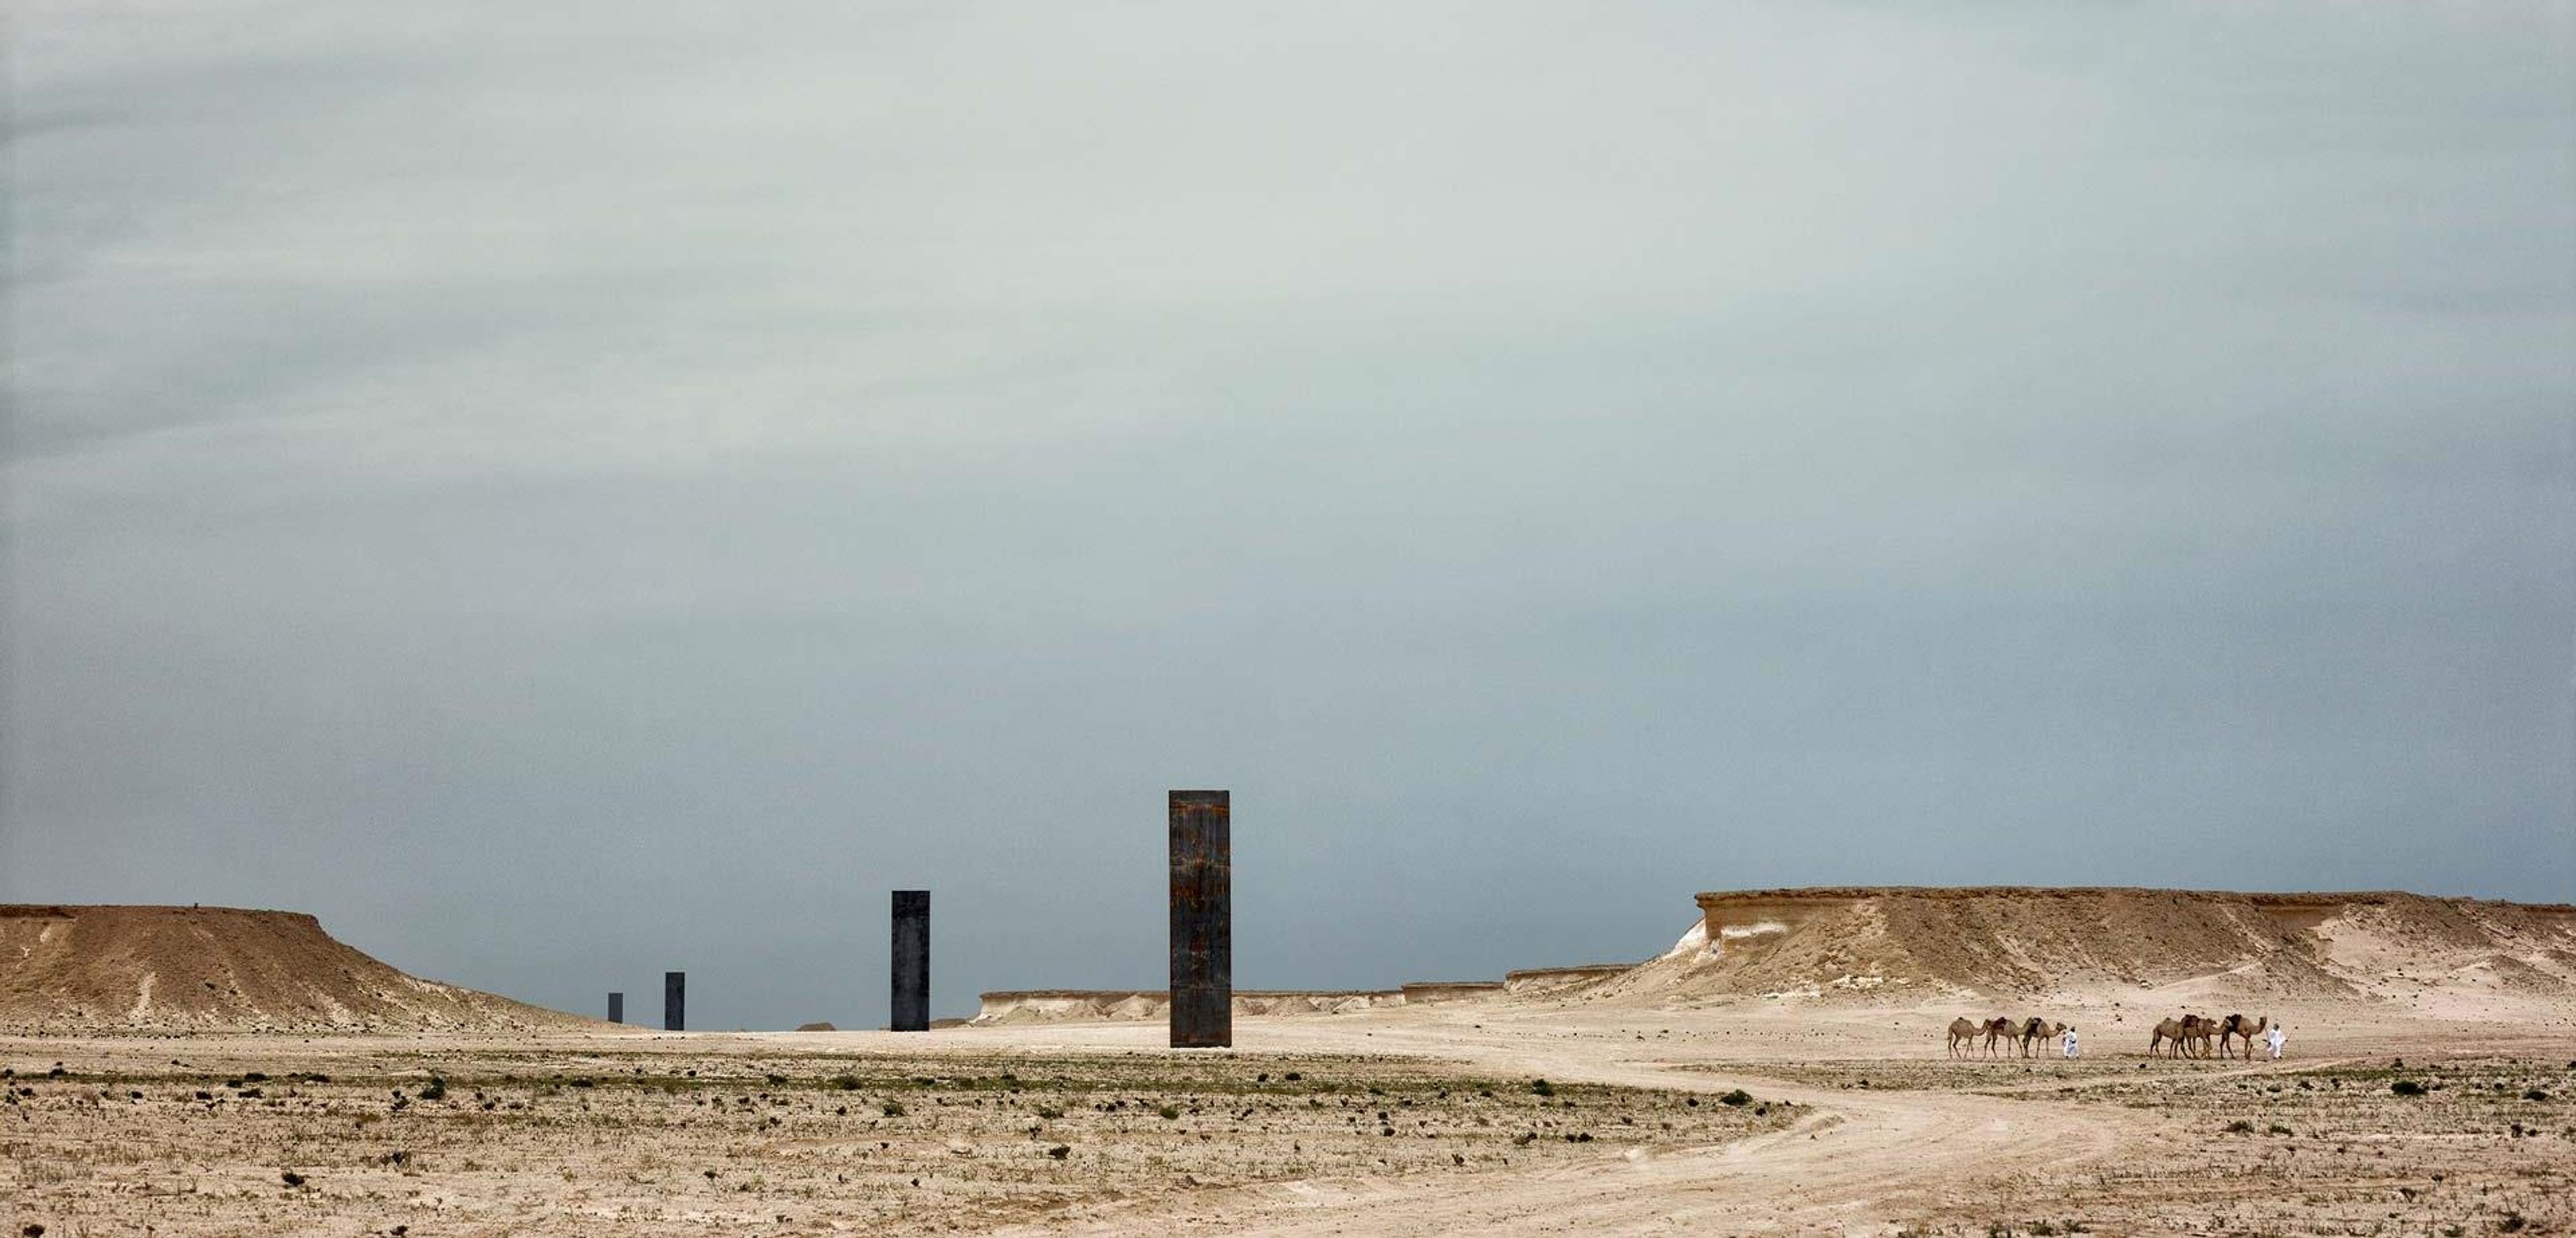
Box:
<box><xmin>5</xmin><ymin>3</ymin><xmax>2572</xmax><ymax>1029</ymax></box>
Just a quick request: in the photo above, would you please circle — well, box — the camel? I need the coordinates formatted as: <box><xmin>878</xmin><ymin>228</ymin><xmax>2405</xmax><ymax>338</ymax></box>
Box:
<box><xmin>2017</xmin><ymin>1017</ymin><xmax>2068</xmax><ymax>1058</ymax></box>
<box><xmin>2217</xmin><ymin>1013</ymin><xmax>2270</xmax><ymax>1060</ymax></box>
<box><xmin>1980</xmin><ymin>1016</ymin><xmax>2017</xmax><ymax>1057</ymax></box>
<box><xmin>2149</xmin><ymin>1015</ymin><xmax>2196</xmax><ymax>1058</ymax></box>
<box><xmin>2152</xmin><ymin>1013</ymin><xmax>2222</xmax><ymax>1059</ymax></box>
<box><xmin>1946</xmin><ymin>1017</ymin><xmax>1985</xmax><ymax>1058</ymax></box>
<box><xmin>2184</xmin><ymin>1013</ymin><xmax>2219</xmax><ymax>1059</ymax></box>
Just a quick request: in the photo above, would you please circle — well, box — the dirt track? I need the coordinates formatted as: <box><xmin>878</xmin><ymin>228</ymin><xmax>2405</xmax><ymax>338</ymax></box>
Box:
<box><xmin>968</xmin><ymin>1005</ymin><xmax>2365</xmax><ymax>1236</ymax></box>
<box><xmin>991</xmin><ymin>1017</ymin><xmax>2157</xmax><ymax>1236</ymax></box>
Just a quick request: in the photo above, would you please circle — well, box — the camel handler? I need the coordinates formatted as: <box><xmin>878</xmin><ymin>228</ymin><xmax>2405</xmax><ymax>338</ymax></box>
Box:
<box><xmin>2266</xmin><ymin>1024</ymin><xmax>2286</xmax><ymax>1060</ymax></box>
<box><xmin>2061</xmin><ymin>1025</ymin><xmax>2079</xmax><ymax>1058</ymax></box>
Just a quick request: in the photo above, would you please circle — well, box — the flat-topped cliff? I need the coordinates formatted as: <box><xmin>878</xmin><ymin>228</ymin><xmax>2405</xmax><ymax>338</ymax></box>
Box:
<box><xmin>0</xmin><ymin>905</ymin><xmax>590</xmax><ymax>1035</ymax></box>
<box><xmin>1578</xmin><ymin>887</ymin><xmax>2576</xmax><ymax>1004</ymax></box>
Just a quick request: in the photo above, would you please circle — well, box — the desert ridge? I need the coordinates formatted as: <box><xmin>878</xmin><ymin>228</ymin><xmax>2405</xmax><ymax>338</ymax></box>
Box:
<box><xmin>15</xmin><ymin>888</ymin><xmax>2576</xmax><ymax>1037</ymax></box>
<box><xmin>1598</xmin><ymin>885</ymin><xmax>2576</xmax><ymax>1007</ymax></box>
<box><xmin>0</xmin><ymin>905</ymin><xmax>593</xmax><ymax>1035</ymax></box>
<box><xmin>973</xmin><ymin>887</ymin><xmax>2576</xmax><ymax>1024</ymax></box>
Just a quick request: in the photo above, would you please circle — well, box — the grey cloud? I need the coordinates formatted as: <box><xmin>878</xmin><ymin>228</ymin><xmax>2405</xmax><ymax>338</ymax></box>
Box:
<box><xmin>4</xmin><ymin>1</ymin><xmax>2569</xmax><ymax>1031</ymax></box>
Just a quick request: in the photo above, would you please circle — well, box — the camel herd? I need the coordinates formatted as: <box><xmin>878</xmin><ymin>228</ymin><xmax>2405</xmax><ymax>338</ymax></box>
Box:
<box><xmin>2148</xmin><ymin>1012</ymin><xmax>2273</xmax><ymax>1060</ymax></box>
<box><xmin>1943</xmin><ymin>1011</ymin><xmax>2274</xmax><ymax>1060</ymax></box>
<box><xmin>1944</xmin><ymin>1015</ymin><xmax>2070</xmax><ymax>1058</ymax></box>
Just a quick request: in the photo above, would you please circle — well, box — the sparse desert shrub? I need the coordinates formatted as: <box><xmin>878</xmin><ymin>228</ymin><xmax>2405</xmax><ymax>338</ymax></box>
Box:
<box><xmin>279</xmin><ymin>1170</ymin><xmax>305</xmax><ymax>1188</ymax></box>
<box><xmin>1158</xmin><ymin>1105</ymin><xmax>1180</xmax><ymax>1119</ymax></box>
<box><xmin>2267</xmin><ymin>1124</ymin><xmax>2293</xmax><ymax>1136</ymax></box>
<box><xmin>418</xmin><ymin>1077</ymin><xmax>447</xmax><ymax>1101</ymax></box>
<box><xmin>2224</xmin><ymin>1120</ymin><xmax>2255</xmax><ymax>1134</ymax></box>
<box><xmin>2499</xmin><ymin>1213</ymin><xmax>2526</xmax><ymax>1233</ymax></box>
<box><xmin>833</xmin><ymin>1075</ymin><xmax>859</xmax><ymax>1090</ymax></box>
<box><xmin>880</xmin><ymin>1101</ymin><xmax>904</xmax><ymax>1117</ymax></box>
<box><xmin>2392</xmin><ymin>1079</ymin><xmax>2426</xmax><ymax>1096</ymax></box>
<box><xmin>1529</xmin><ymin>1079</ymin><xmax>1554</xmax><ymax>1096</ymax></box>
<box><xmin>1047</xmin><ymin>1144</ymin><xmax>1071</xmax><ymax>1159</ymax></box>
<box><xmin>1035</xmin><ymin>1105</ymin><xmax>1063</xmax><ymax>1119</ymax></box>
<box><xmin>1719</xmin><ymin>1090</ymin><xmax>1752</xmax><ymax>1107</ymax></box>
<box><xmin>2525</xmin><ymin>1088</ymin><xmax>2550</xmax><ymax>1102</ymax></box>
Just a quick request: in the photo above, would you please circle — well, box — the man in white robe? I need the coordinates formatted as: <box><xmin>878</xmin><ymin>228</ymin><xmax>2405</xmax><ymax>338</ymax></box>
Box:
<box><xmin>2061</xmin><ymin>1026</ymin><xmax>2079</xmax><ymax>1059</ymax></box>
<box><xmin>2265</xmin><ymin>1025</ymin><xmax>2286</xmax><ymax>1060</ymax></box>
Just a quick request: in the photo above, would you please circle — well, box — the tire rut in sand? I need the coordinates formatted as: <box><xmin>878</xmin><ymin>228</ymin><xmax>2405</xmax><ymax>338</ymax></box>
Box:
<box><xmin>989</xmin><ymin>1028</ymin><xmax>2157</xmax><ymax>1235</ymax></box>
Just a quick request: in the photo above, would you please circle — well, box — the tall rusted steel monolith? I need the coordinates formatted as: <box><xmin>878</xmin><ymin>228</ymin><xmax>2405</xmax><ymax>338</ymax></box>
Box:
<box><xmin>1169</xmin><ymin>789</ymin><xmax>1232</xmax><ymax>1048</ymax></box>
<box><xmin>892</xmin><ymin>889</ymin><xmax>930</xmax><ymax>1032</ymax></box>
<box><xmin>608</xmin><ymin>991</ymin><xmax>624</xmax><ymax>1024</ymax></box>
<box><xmin>664</xmin><ymin>971</ymin><xmax>686</xmax><ymax>1031</ymax></box>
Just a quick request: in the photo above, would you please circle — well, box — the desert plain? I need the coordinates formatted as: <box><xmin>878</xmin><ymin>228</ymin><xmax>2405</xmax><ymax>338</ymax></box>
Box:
<box><xmin>6</xmin><ymin>891</ymin><xmax>2575</xmax><ymax>1236</ymax></box>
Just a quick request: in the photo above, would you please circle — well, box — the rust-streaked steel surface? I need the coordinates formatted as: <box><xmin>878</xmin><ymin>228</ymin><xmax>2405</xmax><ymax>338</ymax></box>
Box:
<box><xmin>1167</xmin><ymin>789</ymin><xmax>1232</xmax><ymax>1048</ymax></box>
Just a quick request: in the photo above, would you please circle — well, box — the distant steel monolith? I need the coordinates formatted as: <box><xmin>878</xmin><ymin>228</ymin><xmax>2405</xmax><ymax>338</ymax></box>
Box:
<box><xmin>892</xmin><ymin>889</ymin><xmax>930</xmax><ymax>1032</ymax></box>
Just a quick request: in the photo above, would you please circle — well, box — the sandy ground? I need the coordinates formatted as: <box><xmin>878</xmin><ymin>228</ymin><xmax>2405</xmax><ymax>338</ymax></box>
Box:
<box><xmin>7</xmin><ymin>993</ymin><xmax>2573</xmax><ymax>1236</ymax></box>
